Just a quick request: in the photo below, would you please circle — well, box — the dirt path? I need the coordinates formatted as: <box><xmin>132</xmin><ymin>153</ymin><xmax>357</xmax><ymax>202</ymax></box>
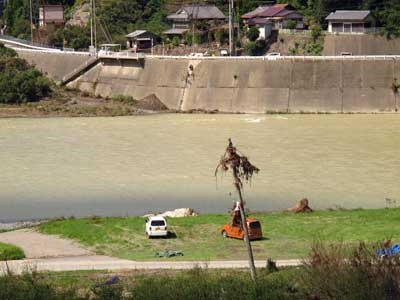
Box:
<box><xmin>0</xmin><ymin>229</ymin><xmax>92</xmax><ymax>258</ymax></box>
<box><xmin>0</xmin><ymin>229</ymin><xmax>302</xmax><ymax>275</ymax></box>
<box><xmin>0</xmin><ymin>256</ymin><xmax>302</xmax><ymax>275</ymax></box>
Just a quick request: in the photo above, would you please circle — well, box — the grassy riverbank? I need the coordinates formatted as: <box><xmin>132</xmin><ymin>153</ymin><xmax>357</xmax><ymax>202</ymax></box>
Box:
<box><xmin>38</xmin><ymin>208</ymin><xmax>400</xmax><ymax>260</ymax></box>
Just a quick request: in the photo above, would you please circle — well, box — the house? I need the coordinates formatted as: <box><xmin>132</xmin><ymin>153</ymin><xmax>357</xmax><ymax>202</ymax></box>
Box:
<box><xmin>39</xmin><ymin>4</ymin><xmax>64</xmax><ymax>27</ymax></box>
<box><xmin>325</xmin><ymin>10</ymin><xmax>375</xmax><ymax>33</ymax></box>
<box><xmin>125</xmin><ymin>30</ymin><xmax>158</xmax><ymax>50</ymax></box>
<box><xmin>247</xmin><ymin>18</ymin><xmax>273</xmax><ymax>39</ymax></box>
<box><xmin>241</xmin><ymin>4</ymin><xmax>304</xmax><ymax>30</ymax></box>
<box><xmin>163</xmin><ymin>4</ymin><xmax>226</xmax><ymax>38</ymax></box>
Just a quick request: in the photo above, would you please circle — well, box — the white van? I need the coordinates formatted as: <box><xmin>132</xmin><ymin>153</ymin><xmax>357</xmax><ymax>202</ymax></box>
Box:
<box><xmin>145</xmin><ymin>216</ymin><xmax>168</xmax><ymax>238</ymax></box>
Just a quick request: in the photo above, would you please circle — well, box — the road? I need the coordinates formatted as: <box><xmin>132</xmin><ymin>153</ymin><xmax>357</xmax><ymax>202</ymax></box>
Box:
<box><xmin>0</xmin><ymin>256</ymin><xmax>302</xmax><ymax>275</ymax></box>
<box><xmin>0</xmin><ymin>228</ymin><xmax>302</xmax><ymax>275</ymax></box>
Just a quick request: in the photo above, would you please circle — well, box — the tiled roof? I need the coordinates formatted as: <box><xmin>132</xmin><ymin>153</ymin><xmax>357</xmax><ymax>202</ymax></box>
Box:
<box><xmin>325</xmin><ymin>10</ymin><xmax>371</xmax><ymax>21</ymax></box>
<box><xmin>167</xmin><ymin>5</ymin><xmax>226</xmax><ymax>20</ymax></box>
<box><xmin>241</xmin><ymin>4</ymin><xmax>299</xmax><ymax>19</ymax></box>
<box><xmin>247</xmin><ymin>18</ymin><xmax>273</xmax><ymax>25</ymax></box>
<box><xmin>241</xmin><ymin>6</ymin><xmax>271</xmax><ymax>19</ymax></box>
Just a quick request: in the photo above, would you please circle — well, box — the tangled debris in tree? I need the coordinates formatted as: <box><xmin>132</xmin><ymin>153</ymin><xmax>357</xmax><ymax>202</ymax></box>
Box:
<box><xmin>215</xmin><ymin>138</ymin><xmax>260</xmax><ymax>188</ymax></box>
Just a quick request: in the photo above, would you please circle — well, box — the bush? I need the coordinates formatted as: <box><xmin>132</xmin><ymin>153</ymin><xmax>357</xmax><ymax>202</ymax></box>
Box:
<box><xmin>0</xmin><ymin>44</ymin><xmax>52</xmax><ymax>104</ymax></box>
<box><xmin>246</xmin><ymin>26</ymin><xmax>259</xmax><ymax>42</ymax></box>
<box><xmin>215</xmin><ymin>29</ymin><xmax>229</xmax><ymax>44</ymax></box>
<box><xmin>302</xmin><ymin>241</ymin><xmax>400</xmax><ymax>300</ymax></box>
<box><xmin>0</xmin><ymin>242</ymin><xmax>25</xmax><ymax>260</ymax></box>
<box><xmin>184</xmin><ymin>32</ymin><xmax>192</xmax><ymax>46</ymax></box>
<box><xmin>310</xmin><ymin>24</ymin><xmax>322</xmax><ymax>41</ymax></box>
<box><xmin>111</xmin><ymin>95</ymin><xmax>137</xmax><ymax>105</ymax></box>
<box><xmin>245</xmin><ymin>39</ymin><xmax>267</xmax><ymax>56</ymax></box>
<box><xmin>305</xmin><ymin>41</ymin><xmax>323</xmax><ymax>55</ymax></box>
<box><xmin>92</xmin><ymin>283</ymin><xmax>124</xmax><ymax>300</ymax></box>
<box><xmin>171</xmin><ymin>36</ymin><xmax>179</xmax><ymax>47</ymax></box>
<box><xmin>284</xmin><ymin>20</ymin><xmax>297</xmax><ymax>30</ymax></box>
<box><xmin>130</xmin><ymin>267</ymin><xmax>304</xmax><ymax>300</ymax></box>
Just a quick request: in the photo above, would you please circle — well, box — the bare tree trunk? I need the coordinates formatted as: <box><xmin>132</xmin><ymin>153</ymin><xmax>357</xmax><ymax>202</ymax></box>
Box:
<box><xmin>235</xmin><ymin>182</ymin><xmax>256</xmax><ymax>281</ymax></box>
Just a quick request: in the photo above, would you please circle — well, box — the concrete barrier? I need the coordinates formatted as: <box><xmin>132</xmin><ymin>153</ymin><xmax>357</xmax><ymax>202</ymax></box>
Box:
<box><xmin>323</xmin><ymin>35</ymin><xmax>400</xmax><ymax>56</ymax></box>
<box><xmin>15</xmin><ymin>49</ymin><xmax>92</xmax><ymax>82</ymax></box>
<box><xmin>66</xmin><ymin>57</ymin><xmax>400</xmax><ymax>113</ymax></box>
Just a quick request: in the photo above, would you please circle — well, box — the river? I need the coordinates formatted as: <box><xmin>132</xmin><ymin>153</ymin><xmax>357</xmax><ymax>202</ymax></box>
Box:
<box><xmin>0</xmin><ymin>114</ymin><xmax>399</xmax><ymax>221</ymax></box>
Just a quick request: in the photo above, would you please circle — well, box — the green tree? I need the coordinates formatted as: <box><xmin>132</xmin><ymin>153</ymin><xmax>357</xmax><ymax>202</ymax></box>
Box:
<box><xmin>376</xmin><ymin>3</ymin><xmax>400</xmax><ymax>38</ymax></box>
<box><xmin>172</xmin><ymin>36</ymin><xmax>179</xmax><ymax>47</ymax></box>
<box><xmin>285</xmin><ymin>19</ymin><xmax>297</xmax><ymax>29</ymax></box>
<box><xmin>246</xmin><ymin>26</ymin><xmax>259</xmax><ymax>42</ymax></box>
<box><xmin>0</xmin><ymin>43</ymin><xmax>52</xmax><ymax>104</ymax></box>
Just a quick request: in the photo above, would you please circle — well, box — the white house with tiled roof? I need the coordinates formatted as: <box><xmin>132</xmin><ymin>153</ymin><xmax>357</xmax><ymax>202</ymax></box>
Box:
<box><xmin>326</xmin><ymin>10</ymin><xmax>375</xmax><ymax>33</ymax></box>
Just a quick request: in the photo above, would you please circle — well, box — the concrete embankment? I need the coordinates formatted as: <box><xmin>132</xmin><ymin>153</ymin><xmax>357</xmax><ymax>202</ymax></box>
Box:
<box><xmin>323</xmin><ymin>35</ymin><xmax>400</xmax><ymax>56</ymax></box>
<box><xmin>15</xmin><ymin>49</ymin><xmax>92</xmax><ymax>82</ymax></box>
<box><xmin>67</xmin><ymin>57</ymin><xmax>399</xmax><ymax>113</ymax></box>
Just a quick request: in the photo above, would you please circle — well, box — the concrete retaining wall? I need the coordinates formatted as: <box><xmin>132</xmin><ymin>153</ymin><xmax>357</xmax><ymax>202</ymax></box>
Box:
<box><xmin>68</xmin><ymin>57</ymin><xmax>399</xmax><ymax>113</ymax></box>
<box><xmin>15</xmin><ymin>49</ymin><xmax>92</xmax><ymax>82</ymax></box>
<box><xmin>323</xmin><ymin>35</ymin><xmax>400</xmax><ymax>56</ymax></box>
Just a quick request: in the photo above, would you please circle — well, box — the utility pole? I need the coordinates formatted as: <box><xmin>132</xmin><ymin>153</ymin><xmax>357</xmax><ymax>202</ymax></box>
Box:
<box><xmin>29</xmin><ymin>0</ymin><xmax>33</xmax><ymax>42</ymax></box>
<box><xmin>90</xmin><ymin>0</ymin><xmax>93</xmax><ymax>48</ymax></box>
<box><xmin>93</xmin><ymin>0</ymin><xmax>97</xmax><ymax>50</ymax></box>
<box><xmin>228</xmin><ymin>0</ymin><xmax>232</xmax><ymax>56</ymax></box>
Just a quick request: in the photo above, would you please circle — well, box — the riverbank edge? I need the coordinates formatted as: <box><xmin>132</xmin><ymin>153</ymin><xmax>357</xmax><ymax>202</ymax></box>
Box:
<box><xmin>0</xmin><ymin>207</ymin><xmax>394</xmax><ymax>230</ymax></box>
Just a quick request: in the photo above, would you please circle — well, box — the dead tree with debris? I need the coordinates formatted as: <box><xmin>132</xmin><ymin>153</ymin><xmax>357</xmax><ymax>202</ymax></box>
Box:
<box><xmin>215</xmin><ymin>138</ymin><xmax>260</xmax><ymax>281</ymax></box>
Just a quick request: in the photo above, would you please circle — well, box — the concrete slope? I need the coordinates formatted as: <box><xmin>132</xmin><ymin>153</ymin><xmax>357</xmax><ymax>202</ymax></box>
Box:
<box><xmin>0</xmin><ymin>256</ymin><xmax>302</xmax><ymax>275</ymax></box>
<box><xmin>0</xmin><ymin>229</ymin><xmax>92</xmax><ymax>259</ymax></box>
<box><xmin>15</xmin><ymin>49</ymin><xmax>93</xmax><ymax>82</ymax></box>
<box><xmin>68</xmin><ymin>57</ymin><xmax>399</xmax><ymax>113</ymax></box>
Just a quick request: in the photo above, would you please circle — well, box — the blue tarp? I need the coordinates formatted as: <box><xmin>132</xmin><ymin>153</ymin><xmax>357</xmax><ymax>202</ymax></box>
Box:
<box><xmin>376</xmin><ymin>244</ymin><xmax>400</xmax><ymax>257</ymax></box>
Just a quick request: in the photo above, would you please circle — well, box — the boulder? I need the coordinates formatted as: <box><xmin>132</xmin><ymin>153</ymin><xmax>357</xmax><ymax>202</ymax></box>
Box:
<box><xmin>143</xmin><ymin>208</ymin><xmax>197</xmax><ymax>218</ymax></box>
<box><xmin>285</xmin><ymin>198</ymin><xmax>313</xmax><ymax>213</ymax></box>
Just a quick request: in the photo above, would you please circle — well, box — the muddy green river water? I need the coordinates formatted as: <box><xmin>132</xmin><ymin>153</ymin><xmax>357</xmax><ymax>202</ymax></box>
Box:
<box><xmin>0</xmin><ymin>114</ymin><xmax>399</xmax><ymax>221</ymax></box>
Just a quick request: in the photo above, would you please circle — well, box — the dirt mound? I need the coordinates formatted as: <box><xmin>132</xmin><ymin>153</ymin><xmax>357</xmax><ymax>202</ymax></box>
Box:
<box><xmin>136</xmin><ymin>94</ymin><xmax>168</xmax><ymax>111</ymax></box>
<box><xmin>285</xmin><ymin>198</ymin><xmax>313</xmax><ymax>213</ymax></box>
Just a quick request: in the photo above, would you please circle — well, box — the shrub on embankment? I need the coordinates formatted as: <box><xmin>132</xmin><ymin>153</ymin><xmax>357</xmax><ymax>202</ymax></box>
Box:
<box><xmin>0</xmin><ymin>43</ymin><xmax>52</xmax><ymax>104</ymax></box>
<box><xmin>0</xmin><ymin>242</ymin><xmax>25</xmax><ymax>260</ymax></box>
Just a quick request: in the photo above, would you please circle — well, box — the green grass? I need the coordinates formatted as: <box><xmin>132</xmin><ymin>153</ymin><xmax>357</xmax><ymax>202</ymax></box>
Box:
<box><xmin>0</xmin><ymin>242</ymin><xmax>25</xmax><ymax>260</ymax></box>
<box><xmin>38</xmin><ymin>208</ymin><xmax>400</xmax><ymax>260</ymax></box>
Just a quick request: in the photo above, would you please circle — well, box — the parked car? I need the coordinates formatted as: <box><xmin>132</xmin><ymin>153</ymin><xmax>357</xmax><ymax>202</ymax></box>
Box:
<box><xmin>265</xmin><ymin>52</ymin><xmax>281</xmax><ymax>60</ymax></box>
<box><xmin>145</xmin><ymin>216</ymin><xmax>168</xmax><ymax>238</ymax></box>
<box><xmin>189</xmin><ymin>52</ymin><xmax>204</xmax><ymax>57</ymax></box>
<box><xmin>220</xmin><ymin>48</ymin><xmax>229</xmax><ymax>56</ymax></box>
<box><xmin>221</xmin><ymin>218</ymin><xmax>262</xmax><ymax>240</ymax></box>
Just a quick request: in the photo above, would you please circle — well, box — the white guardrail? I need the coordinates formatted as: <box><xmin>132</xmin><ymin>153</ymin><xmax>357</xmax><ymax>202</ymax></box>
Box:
<box><xmin>3</xmin><ymin>45</ymin><xmax>400</xmax><ymax>61</ymax></box>
<box><xmin>148</xmin><ymin>54</ymin><xmax>400</xmax><ymax>61</ymax></box>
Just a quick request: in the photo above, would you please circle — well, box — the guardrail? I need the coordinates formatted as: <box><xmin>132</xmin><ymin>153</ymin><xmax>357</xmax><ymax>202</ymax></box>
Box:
<box><xmin>0</xmin><ymin>34</ymin><xmax>63</xmax><ymax>51</ymax></box>
<box><xmin>4</xmin><ymin>44</ymin><xmax>400</xmax><ymax>61</ymax></box>
<box><xmin>98</xmin><ymin>52</ymin><xmax>145</xmax><ymax>60</ymax></box>
<box><xmin>147</xmin><ymin>54</ymin><xmax>400</xmax><ymax>61</ymax></box>
<box><xmin>10</xmin><ymin>47</ymin><xmax>91</xmax><ymax>56</ymax></box>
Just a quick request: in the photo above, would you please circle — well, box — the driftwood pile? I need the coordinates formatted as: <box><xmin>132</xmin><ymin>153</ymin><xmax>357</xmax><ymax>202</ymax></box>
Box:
<box><xmin>285</xmin><ymin>198</ymin><xmax>313</xmax><ymax>213</ymax></box>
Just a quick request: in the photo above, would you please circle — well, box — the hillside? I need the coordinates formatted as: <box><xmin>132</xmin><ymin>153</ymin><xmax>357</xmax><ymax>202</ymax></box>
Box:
<box><xmin>1</xmin><ymin>0</ymin><xmax>399</xmax><ymax>50</ymax></box>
